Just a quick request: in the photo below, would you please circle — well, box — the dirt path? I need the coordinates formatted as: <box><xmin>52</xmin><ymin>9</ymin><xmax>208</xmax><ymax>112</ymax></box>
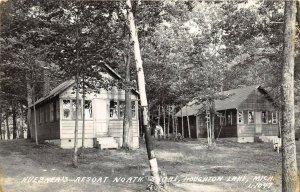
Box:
<box><xmin>0</xmin><ymin>139</ymin><xmax>289</xmax><ymax>192</ymax></box>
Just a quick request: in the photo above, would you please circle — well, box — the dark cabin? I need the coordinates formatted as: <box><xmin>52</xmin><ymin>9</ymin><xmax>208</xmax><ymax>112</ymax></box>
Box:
<box><xmin>175</xmin><ymin>85</ymin><xmax>279</xmax><ymax>143</ymax></box>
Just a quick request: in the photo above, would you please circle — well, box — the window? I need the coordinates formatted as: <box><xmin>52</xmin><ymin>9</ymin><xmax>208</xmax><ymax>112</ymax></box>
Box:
<box><xmin>109</xmin><ymin>100</ymin><xmax>137</xmax><ymax>119</ymax></box>
<box><xmin>119</xmin><ymin>101</ymin><xmax>126</xmax><ymax>118</ymax></box>
<box><xmin>238</xmin><ymin>111</ymin><xmax>243</xmax><ymax>124</ymax></box>
<box><xmin>50</xmin><ymin>103</ymin><xmax>54</xmax><ymax>122</ymax></box>
<box><xmin>272</xmin><ymin>112</ymin><xmax>278</xmax><ymax>124</ymax></box>
<box><xmin>268</xmin><ymin>111</ymin><xmax>272</xmax><ymax>124</ymax></box>
<box><xmin>72</xmin><ymin>100</ymin><xmax>82</xmax><ymax>119</ymax></box>
<box><xmin>227</xmin><ymin>112</ymin><xmax>232</xmax><ymax>125</ymax></box>
<box><xmin>63</xmin><ymin>100</ymin><xmax>72</xmax><ymax>119</ymax></box>
<box><xmin>132</xmin><ymin>101</ymin><xmax>136</xmax><ymax>119</ymax></box>
<box><xmin>248</xmin><ymin>111</ymin><xmax>254</xmax><ymax>124</ymax></box>
<box><xmin>110</xmin><ymin>100</ymin><xmax>118</xmax><ymax>119</ymax></box>
<box><xmin>261</xmin><ymin>111</ymin><xmax>267</xmax><ymax>124</ymax></box>
<box><xmin>63</xmin><ymin>99</ymin><xmax>82</xmax><ymax>120</ymax></box>
<box><xmin>84</xmin><ymin>100</ymin><xmax>93</xmax><ymax>119</ymax></box>
<box><xmin>56</xmin><ymin>100</ymin><xmax>60</xmax><ymax>120</ymax></box>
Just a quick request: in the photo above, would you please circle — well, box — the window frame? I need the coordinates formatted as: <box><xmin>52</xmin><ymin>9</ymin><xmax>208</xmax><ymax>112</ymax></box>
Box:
<box><xmin>272</xmin><ymin>112</ymin><xmax>278</xmax><ymax>124</ymax></box>
<box><xmin>71</xmin><ymin>99</ymin><xmax>82</xmax><ymax>120</ymax></box>
<box><xmin>238</xmin><ymin>110</ymin><xmax>244</xmax><ymax>124</ymax></box>
<box><xmin>261</xmin><ymin>111</ymin><xmax>268</xmax><ymax>124</ymax></box>
<box><xmin>131</xmin><ymin>101</ymin><xmax>137</xmax><ymax>119</ymax></box>
<box><xmin>110</xmin><ymin>100</ymin><xmax>138</xmax><ymax>120</ymax></box>
<box><xmin>226</xmin><ymin>111</ymin><xmax>232</xmax><ymax>125</ymax></box>
<box><xmin>248</xmin><ymin>110</ymin><xmax>255</xmax><ymax>124</ymax></box>
<box><xmin>62</xmin><ymin>99</ymin><xmax>72</xmax><ymax>120</ymax></box>
<box><xmin>84</xmin><ymin>100</ymin><xmax>93</xmax><ymax>119</ymax></box>
<box><xmin>109</xmin><ymin>100</ymin><xmax>119</xmax><ymax>119</ymax></box>
<box><xmin>62</xmin><ymin>99</ymin><xmax>83</xmax><ymax>120</ymax></box>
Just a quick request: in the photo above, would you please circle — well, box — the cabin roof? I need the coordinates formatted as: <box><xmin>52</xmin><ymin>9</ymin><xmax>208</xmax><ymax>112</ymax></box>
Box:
<box><xmin>175</xmin><ymin>85</ymin><xmax>268</xmax><ymax>117</ymax></box>
<box><xmin>30</xmin><ymin>63</ymin><xmax>137</xmax><ymax>107</ymax></box>
<box><xmin>31</xmin><ymin>79</ymin><xmax>75</xmax><ymax>107</ymax></box>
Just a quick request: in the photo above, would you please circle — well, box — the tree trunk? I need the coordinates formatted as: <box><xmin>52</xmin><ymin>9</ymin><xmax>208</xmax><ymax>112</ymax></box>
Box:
<box><xmin>167</xmin><ymin>105</ymin><xmax>170</xmax><ymax>138</ymax></box>
<box><xmin>126</xmin><ymin>0</ymin><xmax>160</xmax><ymax>186</ymax></box>
<box><xmin>163</xmin><ymin>105</ymin><xmax>166</xmax><ymax>139</ymax></box>
<box><xmin>186</xmin><ymin>107</ymin><xmax>191</xmax><ymax>138</ymax></box>
<box><xmin>81</xmin><ymin>75</ymin><xmax>86</xmax><ymax>156</ymax></box>
<box><xmin>0</xmin><ymin>114</ymin><xmax>2</xmax><ymax>140</ymax></box>
<box><xmin>6</xmin><ymin>114</ymin><xmax>10</xmax><ymax>140</ymax></box>
<box><xmin>172</xmin><ymin>105</ymin><xmax>175</xmax><ymax>136</ymax></box>
<box><xmin>73</xmin><ymin>74</ymin><xmax>79</xmax><ymax>167</ymax></box>
<box><xmin>181</xmin><ymin>104</ymin><xmax>184</xmax><ymax>138</ymax></box>
<box><xmin>33</xmin><ymin>86</ymin><xmax>38</xmax><ymax>145</ymax></box>
<box><xmin>211</xmin><ymin>113</ymin><xmax>215</xmax><ymax>145</ymax></box>
<box><xmin>175</xmin><ymin>117</ymin><xmax>178</xmax><ymax>136</ymax></box>
<box><xmin>19</xmin><ymin>106</ymin><xmax>24</xmax><ymax>139</ymax></box>
<box><xmin>157</xmin><ymin>105</ymin><xmax>160</xmax><ymax>126</ymax></box>
<box><xmin>123</xmin><ymin>52</ymin><xmax>133</xmax><ymax>149</ymax></box>
<box><xmin>211</xmin><ymin>100</ymin><xmax>216</xmax><ymax>144</ymax></box>
<box><xmin>12</xmin><ymin>105</ymin><xmax>17</xmax><ymax>139</ymax></box>
<box><xmin>26</xmin><ymin>80</ymin><xmax>32</xmax><ymax>139</ymax></box>
<box><xmin>282</xmin><ymin>2</ymin><xmax>298</xmax><ymax>192</ymax></box>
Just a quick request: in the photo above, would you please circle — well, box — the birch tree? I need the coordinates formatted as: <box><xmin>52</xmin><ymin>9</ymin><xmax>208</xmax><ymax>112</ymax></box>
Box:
<box><xmin>125</xmin><ymin>0</ymin><xmax>161</xmax><ymax>188</ymax></box>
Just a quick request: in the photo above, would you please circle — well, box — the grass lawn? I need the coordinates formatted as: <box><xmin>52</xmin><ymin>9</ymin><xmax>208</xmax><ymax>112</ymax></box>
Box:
<box><xmin>0</xmin><ymin>138</ymin><xmax>296</xmax><ymax>192</ymax></box>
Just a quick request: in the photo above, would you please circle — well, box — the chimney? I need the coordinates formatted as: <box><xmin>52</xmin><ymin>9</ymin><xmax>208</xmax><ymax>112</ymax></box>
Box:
<box><xmin>43</xmin><ymin>68</ymin><xmax>50</xmax><ymax>97</ymax></box>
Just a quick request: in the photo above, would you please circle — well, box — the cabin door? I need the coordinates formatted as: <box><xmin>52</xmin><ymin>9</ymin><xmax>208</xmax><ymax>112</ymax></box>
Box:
<box><xmin>255</xmin><ymin>112</ymin><xmax>262</xmax><ymax>134</ymax></box>
<box><xmin>93</xmin><ymin>99</ymin><xmax>109</xmax><ymax>137</ymax></box>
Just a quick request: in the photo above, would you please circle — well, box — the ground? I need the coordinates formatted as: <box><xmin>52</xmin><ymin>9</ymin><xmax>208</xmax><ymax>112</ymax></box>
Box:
<box><xmin>0</xmin><ymin>138</ymin><xmax>296</xmax><ymax>192</ymax></box>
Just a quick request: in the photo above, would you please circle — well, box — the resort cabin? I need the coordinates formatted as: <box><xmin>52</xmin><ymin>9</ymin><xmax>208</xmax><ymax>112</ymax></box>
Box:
<box><xmin>29</xmin><ymin>64</ymin><xmax>139</xmax><ymax>149</ymax></box>
<box><xmin>175</xmin><ymin>85</ymin><xmax>279</xmax><ymax>143</ymax></box>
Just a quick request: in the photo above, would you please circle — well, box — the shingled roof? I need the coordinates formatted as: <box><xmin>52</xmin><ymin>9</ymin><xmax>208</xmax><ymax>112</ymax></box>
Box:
<box><xmin>30</xmin><ymin>63</ymin><xmax>135</xmax><ymax>107</ymax></box>
<box><xmin>175</xmin><ymin>85</ymin><xmax>262</xmax><ymax>117</ymax></box>
<box><xmin>30</xmin><ymin>79</ymin><xmax>75</xmax><ymax>107</ymax></box>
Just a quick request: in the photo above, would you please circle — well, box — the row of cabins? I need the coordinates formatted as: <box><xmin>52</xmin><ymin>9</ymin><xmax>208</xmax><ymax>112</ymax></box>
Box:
<box><xmin>175</xmin><ymin>85</ymin><xmax>280</xmax><ymax>142</ymax></box>
<box><xmin>29</xmin><ymin>64</ymin><xmax>139</xmax><ymax>149</ymax></box>
<box><xmin>30</xmin><ymin>65</ymin><xmax>293</xmax><ymax>148</ymax></box>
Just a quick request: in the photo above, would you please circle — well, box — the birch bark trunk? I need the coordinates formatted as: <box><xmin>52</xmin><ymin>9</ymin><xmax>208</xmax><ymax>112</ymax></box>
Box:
<box><xmin>73</xmin><ymin>74</ymin><xmax>79</xmax><ymax>167</ymax></box>
<box><xmin>125</xmin><ymin>0</ymin><xmax>160</xmax><ymax>186</ymax></box>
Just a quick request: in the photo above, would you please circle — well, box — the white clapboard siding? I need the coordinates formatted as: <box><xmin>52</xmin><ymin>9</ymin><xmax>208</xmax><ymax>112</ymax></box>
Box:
<box><xmin>60</xmin><ymin>120</ymin><xmax>94</xmax><ymax>139</ymax></box>
<box><xmin>109</xmin><ymin>120</ymin><xmax>139</xmax><ymax>137</ymax></box>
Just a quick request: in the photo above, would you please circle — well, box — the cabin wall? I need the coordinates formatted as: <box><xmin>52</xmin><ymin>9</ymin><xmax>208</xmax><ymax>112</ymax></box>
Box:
<box><xmin>177</xmin><ymin>116</ymin><xmax>197</xmax><ymax>138</ymax></box>
<box><xmin>30</xmin><ymin>97</ymin><xmax>60</xmax><ymax>142</ymax></box>
<box><xmin>196</xmin><ymin>114</ymin><xmax>207</xmax><ymax>138</ymax></box>
<box><xmin>108</xmin><ymin>119</ymin><xmax>139</xmax><ymax>147</ymax></box>
<box><xmin>215</xmin><ymin>109</ymin><xmax>238</xmax><ymax>138</ymax></box>
<box><xmin>59</xmin><ymin>120</ymin><xmax>96</xmax><ymax>149</ymax></box>
<box><xmin>237</xmin><ymin>89</ymin><xmax>279</xmax><ymax>142</ymax></box>
<box><xmin>59</xmin><ymin>86</ymin><xmax>139</xmax><ymax>149</ymax></box>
